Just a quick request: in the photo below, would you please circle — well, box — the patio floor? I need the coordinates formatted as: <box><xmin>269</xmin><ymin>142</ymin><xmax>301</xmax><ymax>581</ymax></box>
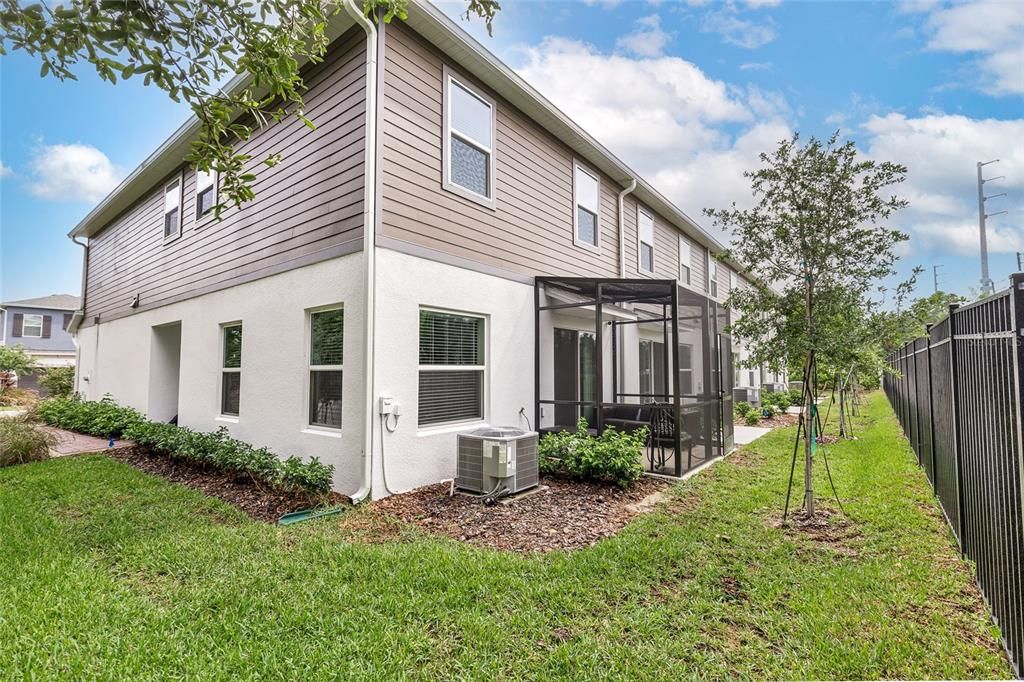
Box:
<box><xmin>39</xmin><ymin>426</ymin><xmax>134</xmax><ymax>457</ymax></box>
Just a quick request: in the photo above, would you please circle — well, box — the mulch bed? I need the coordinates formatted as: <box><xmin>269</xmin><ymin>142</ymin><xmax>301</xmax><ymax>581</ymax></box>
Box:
<box><xmin>374</xmin><ymin>475</ymin><xmax>670</xmax><ymax>553</ymax></box>
<box><xmin>759</xmin><ymin>412</ymin><xmax>799</xmax><ymax>429</ymax></box>
<box><xmin>106</xmin><ymin>446</ymin><xmax>346</xmax><ymax>523</ymax></box>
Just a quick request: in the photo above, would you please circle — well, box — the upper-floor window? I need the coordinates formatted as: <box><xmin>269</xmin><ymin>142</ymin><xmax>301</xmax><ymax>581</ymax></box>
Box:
<box><xmin>196</xmin><ymin>169</ymin><xmax>218</xmax><ymax>220</ymax></box>
<box><xmin>418</xmin><ymin>309</ymin><xmax>486</xmax><ymax>427</ymax></box>
<box><xmin>729</xmin><ymin>269</ymin><xmax>736</xmax><ymax>294</ymax></box>
<box><xmin>22</xmin><ymin>314</ymin><xmax>44</xmax><ymax>338</ymax></box>
<box><xmin>709</xmin><ymin>258</ymin><xmax>719</xmax><ymax>298</ymax></box>
<box><xmin>163</xmin><ymin>176</ymin><xmax>182</xmax><ymax>241</ymax></box>
<box><xmin>444</xmin><ymin>69</ymin><xmax>496</xmax><ymax>207</ymax></box>
<box><xmin>638</xmin><ymin>208</ymin><xmax>655</xmax><ymax>273</ymax></box>
<box><xmin>308</xmin><ymin>307</ymin><xmax>343</xmax><ymax>430</ymax></box>
<box><xmin>679</xmin><ymin>235</ymin><xmax>692</xmax><ymax>285</ymax></box>
<box><xmin>573</xmin><ymin>162</ymin><xmax>600</xmax><ymax>249</ymax></box>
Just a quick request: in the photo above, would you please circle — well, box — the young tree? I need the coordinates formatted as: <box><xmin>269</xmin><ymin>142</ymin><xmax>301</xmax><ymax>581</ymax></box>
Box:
<box><xmin>706</xmin><ymin>131</ymin><xmax>909</xmax><ymax>517</ymax></box>
<box><xmin>0</xmin><ymin>0</ymin><xmax>499</xmax><ymax>211</ymax></box>
<box><xmin>0</xmin><ymin>345</ymin><xmax>38</xmax><ymax>393</ymax></box>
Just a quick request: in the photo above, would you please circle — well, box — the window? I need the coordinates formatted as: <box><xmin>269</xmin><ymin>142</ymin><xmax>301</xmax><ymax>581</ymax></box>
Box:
<box><xmin>22</xmin><ymin>314</ymin><xmax>43</xmax><ymax>338</ymax></box>
<box><xmin>709</xmin><ymin>258</ymin><xmax>718</xmax><ymax>298</ymax></box>
<box><xmin>221</xmin><ymin>324</ymin><xmax>242</xmax><ymax>416</ymax></box>
<box><xmin>444</xmin><ymin>69</ymin><xmax>495</xmax><ymax>206</ymax></box>
<box><xmin>574</xmin><ymin>162</ymin><xmax>600</xmax><ymax>248</ymax></box>
<box><xmin>196</xmin><ymin>169</ymin><xmax>218</xmax><ymax>220</ymax></box>
<box><xmin>638</xmin><ymin>208</ymin><xmax>655</xmax><ymax>273</ymax></box>
<box><xmin>418</xmin><ymin>309</ymin><xmax>485</xmax><ymax>427</ymax></box>
<box><xmin>308</xmin><ymin>308</ymin><xmax>343</xmax><ymax>429</ymax></box>
<box><xmin>678</xmin><ymin>344</ymin><xmax>694</xmax><ymax>396</ymax></box>
<box><xmin>679</xmin><ymin>236</ymin><xmax>691</xmax><ymax>285</ymax></box>
<box><xmin>729</xmin><ymin>269</ymin><xmax>737</xmax><ymax>294</ymax></box>
<box><xmin>163</xmin><ymin>176</ymin><xmax>182</xmax><ymax>241</ymax></box>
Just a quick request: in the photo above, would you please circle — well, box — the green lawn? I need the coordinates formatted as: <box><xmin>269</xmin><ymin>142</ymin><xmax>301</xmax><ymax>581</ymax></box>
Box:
<box><xmin>0</xmin><ymin>393</ymin><xmax>1011</xmax><ymax>680</ymax></box>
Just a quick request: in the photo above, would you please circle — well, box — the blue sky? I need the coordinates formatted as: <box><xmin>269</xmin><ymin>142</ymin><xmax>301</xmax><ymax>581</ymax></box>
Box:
<box><xmin>1</xmin><ymin>0</ymin><xmax>1022</xmax><ymax>304</ymax></box>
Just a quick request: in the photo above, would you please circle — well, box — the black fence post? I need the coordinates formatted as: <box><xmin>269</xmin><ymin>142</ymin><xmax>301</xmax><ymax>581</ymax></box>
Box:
<box><xmin>926</xmin><ymin>324</ymin><xmax>937</xmax><ymax>495</ymax></box>
<box><xmin>948</xmin><ymin>303</ymin><xmax>966</xmax><ymax>553</ymax></box>
<box><xmin>1007</xmin><ymin>274</ymin><xmax>1024</xmax><ymax>676</ymax></box>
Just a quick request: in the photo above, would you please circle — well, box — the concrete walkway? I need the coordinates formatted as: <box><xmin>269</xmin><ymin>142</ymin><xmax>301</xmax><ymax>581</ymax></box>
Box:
<box><xmin>39</xmin><ymin>426</ymin><xmax>134</xmax><ymax>457</ymax></box>
<box><xmin>734</xmin><ymin>424</ymin><xmax>771</xmax><ymax>445</ymax></box>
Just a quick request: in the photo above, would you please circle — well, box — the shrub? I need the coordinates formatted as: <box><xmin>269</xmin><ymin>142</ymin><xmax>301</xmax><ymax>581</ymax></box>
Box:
<box><xmin>0</xmin><ymin>417</ymin><xmax>56</xmax><ymax>467</ymax></box>
<box><xmin>124</xmin><ymin>421</ymin><xmax>334</xmax><ymax>494</ymax></box>
<box><xmin>35</xmin><ymin>396</ymin><xmax>335</xmax><ymax>495</ymax></box>
<box><xmin>0</xmin><ymin>387</ymin><xmax>37</xmax><ymax>408</ymax></box>
<box><xmin>788</xmin><ymin>388</ymin><xmax>804</xmax><ymax>405</ymax></box>
<box><xmin>39</xmin><ymin>366</ymin><xmax>75</xmax><ymax>397</ymax></box>
<box><xmin>735</xmin><ymin>401</ymin><xmax>752</xmax><ymax>418</ymax></box>
<box><xmin>36</xmin><ymin>395</ymin><xmax>144</xmax><ymax>439</ymax></box>
<box><xmin>539</xmin><ymin>418</ymin><xmax>646</xmax><ymax>488</ymax></box>
<box><xmin>761</xmin><ymin>405</ymin><xmax>778</xmax><ymax>419</ymax></box>
<box><xmin>744</xmin><ymin>412</ymin><xmax>761</xmax><ymax>426</ymax></box>
<box><xmin>762</xmin><ymin>391</ymin><xmax>791</xmax><ymax>412</ymax></box>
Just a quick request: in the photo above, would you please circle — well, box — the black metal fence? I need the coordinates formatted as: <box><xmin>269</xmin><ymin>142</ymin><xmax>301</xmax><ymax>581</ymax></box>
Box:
<box><xmin>884</xmin><ymin>277</ymin><xmax>1024</xmax><ymax>678</ymax></box>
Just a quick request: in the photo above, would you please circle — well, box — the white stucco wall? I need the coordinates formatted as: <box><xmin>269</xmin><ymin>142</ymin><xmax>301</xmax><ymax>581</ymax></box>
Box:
<box><xmin>370</xmin><ymin>247</ymin><xmax>536</xmax><ymax>497</ymax></box>
<box><xmin>75</xmin><ymin>254</ymin><xmax>366</xmax><ymax>494</ymax></box>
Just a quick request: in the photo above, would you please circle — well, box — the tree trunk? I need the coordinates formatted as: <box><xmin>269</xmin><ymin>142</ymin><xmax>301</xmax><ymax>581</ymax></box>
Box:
<box><xmin>803</xmin><ymin>278</ymin><xmax>815</xmax><ymax>517</ymax></box>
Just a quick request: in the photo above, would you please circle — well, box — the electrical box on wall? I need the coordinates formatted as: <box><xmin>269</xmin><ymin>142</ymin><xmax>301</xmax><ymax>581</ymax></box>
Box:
<box><xmin>379</xmin><ymin>396</ymin><xmax>395</xmax><ymax>415</ymax></box>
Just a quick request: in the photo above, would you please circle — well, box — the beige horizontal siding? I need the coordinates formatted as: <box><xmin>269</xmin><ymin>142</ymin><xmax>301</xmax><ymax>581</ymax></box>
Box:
<box><xmin>380</xmin><ymin>22</ymin><xmax>619</xmax><ymax>279</ymax></box>
<box><xmin>84</xmin><ymin>29</ymin><xmax>367</xmax><ymax>322</ymax></box>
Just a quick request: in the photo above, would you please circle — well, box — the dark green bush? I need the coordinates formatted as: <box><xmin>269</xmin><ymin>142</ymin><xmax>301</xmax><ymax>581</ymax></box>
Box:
<box><xmin>0</xmin><ymin>417</ymin><xmax>56</xmax><ymax>467</ymax></box>
<box><xmin>760</xmin><ymin>405</ymin><xmax>778</xmax><ymax>419</ymax></box>
<box><xmin>539</xmin><ymin>418</ymin><xmax>646</xmax><ymax>488</ymax></box>
<box><xmin>36</xmin><ymin>395</ymin><xmax>144</xmax><ymax>438</ymax></box>
<box><xmin>744</xmin><ymin>412</ymin><xmax>761</xmax><ymax>426</ymax></box>
<box><xmin>735</xmin><ymin>401</ymin><xmax>752</xmax><ymax>418</ymax></box>
<box><xmin>36</xmin><ymin>397</ymin><xmax>334</xmax><ymax>495</ymax></box>
<box><xmin>761</xmin><ymin>391</ymin><xmax>791</xmax><ymax>412</ymax></box>
<box><xmin>788</xmin><ymin>388</ymin><xmax>804</xmax><ymax>405</ymax></box>
<box><xmin>39</xmin><ymin>366</ymin><xmax>75</xmax><ymax>397</ymax></box>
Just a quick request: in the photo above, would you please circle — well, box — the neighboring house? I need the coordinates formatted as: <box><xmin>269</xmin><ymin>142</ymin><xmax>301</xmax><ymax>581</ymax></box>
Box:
<box><xmin>68</xmin><ymin>1</ymin><xmax>755</xmax><ymax>499</ymax></box>
<box><xmin>0</xmin><ymin>294</ymin><xmax>80</xmax><ymax>391</ymax></box>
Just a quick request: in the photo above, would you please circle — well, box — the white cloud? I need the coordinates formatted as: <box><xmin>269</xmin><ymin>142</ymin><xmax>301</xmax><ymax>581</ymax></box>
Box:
<box><xmin>0</xmin><ymin>161</ymin><xmax>12</xmax><ymax>179</ymax></box>
<box><xmin>514</xmin><ymin>36</ymin><xmax>793</xmax><ymax>242</ymax></box>
<box><xmin>920</xmin><ymin>0</ymin><xmax>1024</xmax><ymax>95</ymax></box>
<box><xmin>739</xmin><ymin>61</ymin><xmax>772</xmax><ymax>71</ymax></box>
<box><xmin>701</xmin><ymin>8</ymin><xmax>777</xmax><ymax>49</ymax></box>
<box><xmin>26</xmin><ymin>143</ymin><xmax>121</xmax><ymax>203</ymax></box>
<box><xmin>861</xmin><ymin>113</ymin><xmax>1024</xmax><ymax>254</ymax></box>
<box><xmin>744</xmin><ymin>0</ymin><xmax>782</xmax><ymax>8</ymax></box>
<box><xmin>616</xmin><ymin>15</ymin><xmax>673</xmax><ymax>58</ymax></box>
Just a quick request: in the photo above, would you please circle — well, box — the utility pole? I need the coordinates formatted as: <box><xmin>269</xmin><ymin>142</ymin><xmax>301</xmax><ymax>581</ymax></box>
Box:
<box><xmin>1017</xmin><ymin>252</ymin><xmax>1023</xmax><ymax>273</ymax></box>
<box><xmin>977</xmin><ymin>160</ymin><xmax>1006</xmax><ymax>296</ymax></box>
<box><xmin>933</xmin><ymin>264</ymin><xmax>943</xmax><ymax>293</ymax></box>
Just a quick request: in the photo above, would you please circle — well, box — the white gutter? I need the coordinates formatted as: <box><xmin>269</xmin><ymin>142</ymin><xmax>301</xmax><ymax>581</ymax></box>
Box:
<box><xmin>617</xmin><ymin>179</ymin><xmax>636</xmax><ymax>278</ymax></box>
<box><xmin>342</xmin><ymin>0</ymin><xmax>377</xmax><ymax>505</ymax></box>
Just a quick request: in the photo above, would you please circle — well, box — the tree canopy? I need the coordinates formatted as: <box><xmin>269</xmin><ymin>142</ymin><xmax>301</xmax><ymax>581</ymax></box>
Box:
<box><xmin>0</xmin><ymin>0</ymin><xmax>499</xmax><ymax>214</ymax></box>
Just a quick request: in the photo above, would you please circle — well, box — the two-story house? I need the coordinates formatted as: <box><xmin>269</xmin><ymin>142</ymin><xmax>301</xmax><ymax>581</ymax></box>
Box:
<box><xmin>1</xmin><ymin>294</ymin><xmax>80</xmax><ymax>391</ymax></box>
<box><xmin>69</xmin><ymin>0</ymin><xmax>759</xmax><ymax>500</ymax></box>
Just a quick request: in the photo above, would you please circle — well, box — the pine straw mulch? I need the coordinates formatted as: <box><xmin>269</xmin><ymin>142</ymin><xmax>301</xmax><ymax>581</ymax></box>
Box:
<box><xmin>105</xmin><ymin>446</ymin><xmax>346</xmax><ymax>523</ymax></box>
<box><xmin>373</xmin><ymin>475</ymin><xmax>671</xmax><ymax>553</ymax></box>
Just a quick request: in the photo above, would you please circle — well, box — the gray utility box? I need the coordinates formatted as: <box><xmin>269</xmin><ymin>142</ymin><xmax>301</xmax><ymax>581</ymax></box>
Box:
<box><xmin>456</xmin><ymin>427</ymin><xmax>539</xmax><ymax>495</ymax></box>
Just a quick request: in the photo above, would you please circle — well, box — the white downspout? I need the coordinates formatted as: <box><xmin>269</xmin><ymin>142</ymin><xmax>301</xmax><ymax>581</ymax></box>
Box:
<box><xmin>343</xmin><ymin>0</ymin><xmax>378</xmax><ymax>504</ymax></box>
<box><xmin>69</xmin><ymin>235</ymin><xmax>89</xmax><ymax>394</ymax></box>
<box><xmin>617</xmin><ymin>179</ymin><xmax>636</xmax><ymax>278</ymax></box>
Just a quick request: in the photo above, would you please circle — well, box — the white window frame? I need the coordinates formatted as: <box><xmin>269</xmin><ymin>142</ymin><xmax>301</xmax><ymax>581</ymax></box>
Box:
<box><xmin>417</xmin><ymin>306</ymin><xmax>488</xmax><ymax>431</ymax></box>
<box><xmin>442</xmin><ymin>66</ymin><xmax>497</xmax><ymax>209</ymax></box>
<box><xmin>637</xmin><ymin>206</ymin><xmax>655</xmax><ymax>275</ymax></box>
<box><xmin>163</xmin><ymin>173</ymin><xmax>183</xmax><ymax>243</ymax></box>
<box><xmin>679</xmin><ymin>235</ymin><xmax>692</xmax><ymax>286</ymax></box>
<box><xmin>195</xmin><ymin>168</ymin><xmax>219</xmax><ymax>226</ymax></box>
<box><xmin>219</xmin><ymin>322</ymin><xmax>242</xmax><ymax>419</ymax></box>
<box><xmin>572</xmin><ymin>160</ymin><xmax>601</xmax><ymax>251</ymax></box>
<box><xmin>306</xmin><ymin>305</ymin><xmax>344</xmax><ymax>432</ymax></box>
<box><xmin>708</xmin><ymin>253</ymin><xmax>718</xmax><ymax>298</ymax></box>
<box><xmin>22</xmin><ymin>313</ymin><xmax>43</xmax><ymax>338</ymax></box>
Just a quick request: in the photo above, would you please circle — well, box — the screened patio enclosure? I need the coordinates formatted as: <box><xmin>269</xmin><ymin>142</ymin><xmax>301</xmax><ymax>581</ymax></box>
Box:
<box><xmin>535</xmin><ymin>277</ymin><xmax>735</xmax><ymax>478</ymax></box>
